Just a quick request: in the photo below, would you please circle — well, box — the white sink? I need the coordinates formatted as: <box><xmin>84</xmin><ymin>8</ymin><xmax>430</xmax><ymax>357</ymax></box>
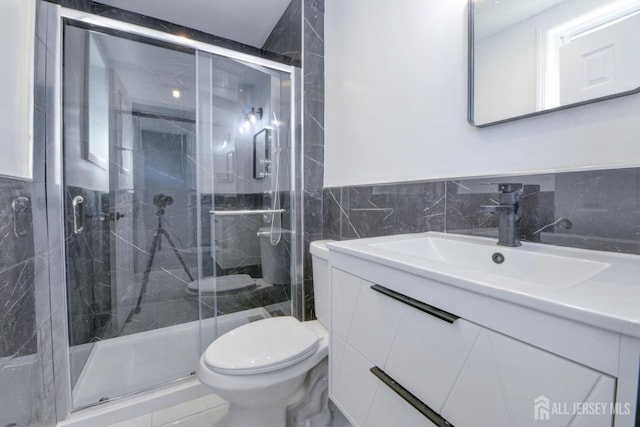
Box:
<box><xmin>368</xmin><ymin>233</ymin><xmax>611</xmax><ymax>289</ymax></box>
<box><xmin>327</xmin><ymin>231</ymin><xmax>640</xmax><ymax>339</ymax></box>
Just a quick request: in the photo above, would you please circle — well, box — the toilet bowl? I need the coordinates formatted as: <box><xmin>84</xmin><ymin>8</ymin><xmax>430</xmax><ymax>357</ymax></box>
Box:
<box><xmin>196</xmin><ymin>240</ymin><xmax>333</xmax><ymax>427</ymax></box>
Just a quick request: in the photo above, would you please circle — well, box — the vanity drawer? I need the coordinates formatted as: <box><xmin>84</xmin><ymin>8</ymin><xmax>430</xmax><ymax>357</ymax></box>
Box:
<box><xmin>331</xmin><ymin>334</ymin><xmax>446</xmax><ymax>427</ymax></box>
<box><xmin>380</xmin><ymin>293</ymin><xmax>481</xmax><ymax>413</ymax></box>
<box><xmin>366</xmin><ymin>367</ymin><xmax>441</xmax><ymax>427</ymax></box>
<box><xmin>331</xmin><ymin>268</ymin><xmax>481</xmax><ymax>410</ymax></box>
<box><xmin>331</xmin><ymin>268</ymin><xmax>412</xmax><ymax>367</ymax></box>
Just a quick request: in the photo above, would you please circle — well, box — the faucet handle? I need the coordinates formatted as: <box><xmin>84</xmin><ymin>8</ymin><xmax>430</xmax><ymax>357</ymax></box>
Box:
<box><xmin>498</xmin><ymin>183</ymin><xmax>522</xmax><ymax>193</ymax></box>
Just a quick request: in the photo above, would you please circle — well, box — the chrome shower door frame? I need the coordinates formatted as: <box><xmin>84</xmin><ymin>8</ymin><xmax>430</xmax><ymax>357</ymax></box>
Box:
<box><xmin>41</xmin><ymin>2</ymin><xmax>303</xmax><ymax>421</ymax></box>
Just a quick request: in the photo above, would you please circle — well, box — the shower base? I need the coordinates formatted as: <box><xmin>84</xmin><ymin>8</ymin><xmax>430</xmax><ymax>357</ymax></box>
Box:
<box><xmin>72</xmin><ymin>307</ymin><xmax>272</xmax><ymax>409</ymax></box>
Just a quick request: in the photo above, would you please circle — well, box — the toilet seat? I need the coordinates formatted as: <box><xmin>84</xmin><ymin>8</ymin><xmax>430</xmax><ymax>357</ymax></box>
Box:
<box><xmin>204</xmin><ymin>317</ymin><xmax>319</xmax><ymax>375</ymax></box>
<box><xmin>187</xmin><ymin>274</ymin><xmax>257</xmax><ymax>295</ymax></box>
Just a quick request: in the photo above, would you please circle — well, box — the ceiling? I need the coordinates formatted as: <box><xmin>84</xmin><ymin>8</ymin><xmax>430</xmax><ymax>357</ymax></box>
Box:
<box><xmin>97</xmin><ymin>0</ymin><xmax>293</xmax><ymax>48</ymax></box>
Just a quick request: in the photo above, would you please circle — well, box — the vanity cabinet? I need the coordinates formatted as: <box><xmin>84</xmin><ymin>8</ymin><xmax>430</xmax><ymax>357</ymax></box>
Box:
<box><xmin>330</xmin><ymin>268</ymin><xmax>618</xmax><ymax>427</ymax></box>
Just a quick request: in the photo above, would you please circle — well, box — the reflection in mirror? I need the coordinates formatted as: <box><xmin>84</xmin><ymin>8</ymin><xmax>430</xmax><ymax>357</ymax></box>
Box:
<box><xmin>87</xmin><ymin>34</ymin><xmax>109</xmax><ymax>169</ymax></box>
<box><xmin>253</xmin><ymin>128</ymin><xmax>271</xmax><ymax>179</ymax></box>
<box><xmin>470</xmin><ymin>0</ymin><xmax>640</xmax><ymax>126</ymax></box>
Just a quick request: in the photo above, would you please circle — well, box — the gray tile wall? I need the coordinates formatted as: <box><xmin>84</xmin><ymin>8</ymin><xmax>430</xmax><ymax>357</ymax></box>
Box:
<box><xmin>302</xmin><ymin>0</ymin><xmax>325</xmax><ymax>319</ymax></box>
<box><xmin>323</xmin><ymin>168</ymin><xmax>640</xmax><ymax>255</ymax></box>
<box><xmin>0</xmin><ymin>179</ymin><xmax>41</xmax><ymax>427</ymax></box>
<box><xmin>0</xmin><ymin>177</ymin><xmax>36</xmax><ymax>358</ymax></box>
<box><xmin>262</xmin><ymin>0</ymin><xmax>325</xmax><ymax>319</ymax></box>
<box><xmin>262</xmin><ymin>0</ymin><xmax>302</xmax><ymax>64</ymax></box>
<box><xmin>324</xmin><ymin>182</ymin><xmax>446</xmax><ymax>240</ymax></box>
<box><xmin>0</xmin><ymin>3</ymin><xmax>57</xmax><ymax>426</ymax></box>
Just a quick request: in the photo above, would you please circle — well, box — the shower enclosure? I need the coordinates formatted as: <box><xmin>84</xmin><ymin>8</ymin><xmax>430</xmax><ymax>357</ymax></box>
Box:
<box><xmin>46</xmin><ymin>6</ymin><xmax>302</xmax><ymax>416</ymax></box>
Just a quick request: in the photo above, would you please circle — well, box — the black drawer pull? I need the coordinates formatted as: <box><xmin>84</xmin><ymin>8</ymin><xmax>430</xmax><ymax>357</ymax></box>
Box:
<box><xmin>370</xmin><ymin>284</ymin><xmax>459</xmax><ymax>323</ymax></box>
<box><xmin>370</xmin><ymin>366</ymin><xmax>454</xmax><ymax>427</ymax></box>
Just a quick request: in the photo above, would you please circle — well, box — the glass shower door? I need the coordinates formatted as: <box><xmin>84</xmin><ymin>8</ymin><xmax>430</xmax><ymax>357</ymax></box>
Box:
<box><xmin>60</xmin><ymin>19</ymin><xmax>299</xmax><ymax>411</ymax></box>
<box><xmin>63</xmin><ymin>23</ymin><xmax>201</xmax><ymax>409</ymax></box>
<box><xmin>196</xmin><ymin>51</ymin><xmax>299</xmax><ymax>347</ymax></box>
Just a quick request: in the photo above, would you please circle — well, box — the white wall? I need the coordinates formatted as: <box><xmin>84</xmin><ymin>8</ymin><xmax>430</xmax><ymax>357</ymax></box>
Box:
<box><xmin>0</xmin><ymin>0</ymin><xmax>35</xmax><ymax>179</ymax></box>
<box><xmin>324</xmin><ymin>0</ymin><xmax>640</xmax><ymax>188</ymax></box>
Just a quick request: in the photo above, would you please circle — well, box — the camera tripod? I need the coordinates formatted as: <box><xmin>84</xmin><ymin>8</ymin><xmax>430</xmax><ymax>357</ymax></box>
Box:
<box><xmin>132</xmin><ymin>199</ymin><xmax>194</xmax><ymax>316</ymax></box>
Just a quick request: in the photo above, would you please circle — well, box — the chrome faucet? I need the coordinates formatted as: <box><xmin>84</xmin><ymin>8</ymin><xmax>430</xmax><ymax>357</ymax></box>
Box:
<box><xmin>481</xmin><ymin>183</ymin><xmax>523</xmax><ymax>247</ymax></box>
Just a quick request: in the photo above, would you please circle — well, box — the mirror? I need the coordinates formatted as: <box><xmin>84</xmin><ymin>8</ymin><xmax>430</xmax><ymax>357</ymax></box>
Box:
<box><xmin>253</xmin><ymin>128</ymin><xmax>271</xmax><ymax>179</ymax></box>
<box><xmin>469</xmin><ymin>0</ymin><xmax>640</xmax><ymax>126</ymax></box>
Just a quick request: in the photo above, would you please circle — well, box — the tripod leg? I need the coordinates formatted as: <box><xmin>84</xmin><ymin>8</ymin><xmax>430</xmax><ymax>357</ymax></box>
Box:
<box><xmin>133</xmin><ymin>230</ymin><xmax>161</xmax><ymax>314</ymax></box>
<box><xmin>159</xmin><ymin>229</ymin><xmax>194</xmax><ymax>282</ymax></box>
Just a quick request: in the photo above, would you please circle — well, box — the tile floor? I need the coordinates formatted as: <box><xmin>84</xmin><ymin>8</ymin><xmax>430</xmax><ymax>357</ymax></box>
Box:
<box><xmin>109</xmin><ymin>394</ymin><xmax>351</xmax><ymax>427</ymax></box>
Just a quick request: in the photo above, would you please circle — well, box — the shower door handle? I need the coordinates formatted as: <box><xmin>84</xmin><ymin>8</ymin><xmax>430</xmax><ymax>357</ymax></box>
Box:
<box><xmin>72</xmin><ymin>195</ymin><xmax>85</xmax><ymax>234</ymax></box>
<box><xmin>11</xmin><ymin>196</ymin><xmax>31</xmax><ymax>237</ymax></box>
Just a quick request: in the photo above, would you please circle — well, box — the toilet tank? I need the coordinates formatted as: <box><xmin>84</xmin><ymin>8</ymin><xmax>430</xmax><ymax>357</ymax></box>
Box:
<box><xmin>310</xmin><ymin>240</ymin><xmax>333</xmax><ymax>327</ymax></box>
<box><xmin>258</xmin><ymin>227</ymin><xmax>291</xmax><ymax>285</ymax></box>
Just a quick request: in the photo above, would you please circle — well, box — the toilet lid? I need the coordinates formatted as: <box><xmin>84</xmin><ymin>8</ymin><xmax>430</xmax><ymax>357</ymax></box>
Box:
<box><xmin>204</xmin><ymin>317</ymin><xmax>319</xmax><ymax>375</ymax></box>
<box><xmin>187</xmin><ymin>275</ymin><xmax>257</xmax><ymax>294</ymax></box>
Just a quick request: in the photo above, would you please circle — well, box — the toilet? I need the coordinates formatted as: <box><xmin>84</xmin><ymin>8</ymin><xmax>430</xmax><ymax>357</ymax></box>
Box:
<box><xmin>196</xmin><ymin>240</ymin><xmax>333</xmax><ymax>427</ymax></box>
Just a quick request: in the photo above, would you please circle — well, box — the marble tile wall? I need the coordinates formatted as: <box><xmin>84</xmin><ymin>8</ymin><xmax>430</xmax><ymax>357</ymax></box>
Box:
<box><xmin>552</xmin><ymin>169</ymin><xmax>640</xmax><ymax>252</ymax></box>
<box><xmin>323</xmin><ymin>167</ymin><xmax>640</xmax><ymax>255</ymax></box>
<box><xmin>0</xmin><ymin>177</ymin><xmax>36</xmax><ymax>359</ymax></box>
<box><xmin>323</xmin><ymin>181</ymin><xmax>444</xmax><ymax>240</ymax></box>
<box><xmin>0</xmin><ymin>182</ymin><xmax>39</xmax><ymax>426</ymax></box>
<box><xmin>301</xmin><ymin>0</ymin><xmax>326</xmax><ymax>317</ymax></box>
<box><xmin>323</xmin><ymin>182</ymin><xmax>447</xmax><ymax>240</ymax></box>
<box><xmin>262</xmin><ymin>0</ymin><xmax>324</xmax><ymax>319</ymax></box>
<box><xmin>263</xmin><ymin>0</ymin><xmax>302</xmax><ymax>64</ymax></box>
